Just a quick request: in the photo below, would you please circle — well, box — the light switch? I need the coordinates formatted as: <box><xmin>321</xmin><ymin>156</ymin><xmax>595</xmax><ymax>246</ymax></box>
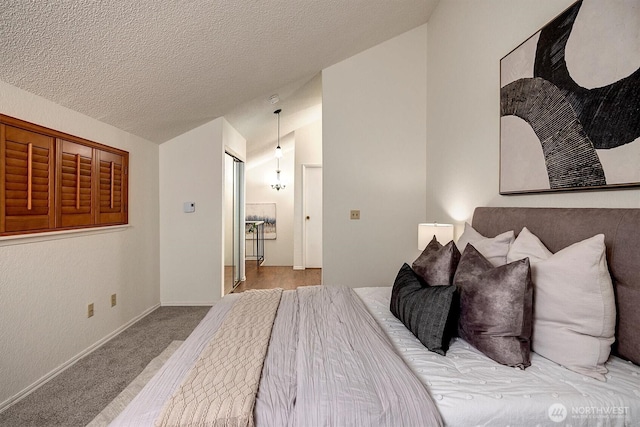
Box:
<box><xmin>183</xmin><ymin>202</ymin><xmax>196</xmax><ymax>213</ymax></box>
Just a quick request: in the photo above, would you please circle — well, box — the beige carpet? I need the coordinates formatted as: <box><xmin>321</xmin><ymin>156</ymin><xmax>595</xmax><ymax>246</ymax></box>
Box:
<box><xmin>87</xmin><ymin>340</ymin><xmax>183</xmax><ymax>426</ymax></box>
<box><xmin>0</xmin><ymin>307</ymin><xmax>210</xmax><ymax>427</ymax></box>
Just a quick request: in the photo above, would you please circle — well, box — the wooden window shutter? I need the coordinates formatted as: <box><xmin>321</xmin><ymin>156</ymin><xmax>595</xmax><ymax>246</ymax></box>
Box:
<box><xmin>56</xmin><ymin>139</ymin><xmax>94</xmax><ymax>228</ymax></box>
<box><xmin>1</xmin><ymin>115</ymin><xmax>129</xmax><ymax>236</ymax></box>
<box><xmin>0</xmin><ymin>124</ymin><xmax>55</xmax><ymax>233</ymax></box>
<box><xmin>96</xmin><ymin>149</ymin><xmax>128</xmax><ymax>225</ymax></box>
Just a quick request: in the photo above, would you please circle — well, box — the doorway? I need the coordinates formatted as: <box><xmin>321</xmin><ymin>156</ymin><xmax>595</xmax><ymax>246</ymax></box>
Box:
<box><xmin>224</xmin><ymin>152</ymin><xmax>244</xmax><ymax>295</ymax></box>
<box><xmin>303</xmin><ymin>165</ymin><xmax>322</xmax><ymax>268</ymax></box>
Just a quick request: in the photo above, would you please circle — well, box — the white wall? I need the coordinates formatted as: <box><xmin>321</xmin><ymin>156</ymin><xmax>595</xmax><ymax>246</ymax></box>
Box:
<box><xmin>159</xmin><ymin>117</ymin><xmax>245</xmax><ymax>304</ymax></box>
<box><xmin>223</xmin><ymin>119</ymin><xmax>247</xmax><ymax>161</ymax></box>
<box><xmin>426</xmin><ymin>0</ymin><xmax>640</xmax><ymax>236</ymax></box>
<box><xmin>293</xmin><ymin>119</ymin><xmax>322</xmax><ymax>269</ymax></box>
<box><xmin>245</xmin><ymin>134</ymin><xmax>295</xmax><ymax>266</ymax></box>
<box><xmin>322</xmin><ymin>24</ymin><xmax>428</xmax><ymax>287</ymax></box>
<box><xmin>0</xmin><ymin>81</ymin><xmax>160</xmax><ymax>410</ymax></box>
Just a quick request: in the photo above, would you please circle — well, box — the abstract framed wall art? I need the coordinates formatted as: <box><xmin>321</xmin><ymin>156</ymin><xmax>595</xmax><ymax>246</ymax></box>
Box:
<box><xmin>500</xmin><ymin>0</ymin><xmax>640</xmax><ymax>194</ymax></box>
<box><xmin>246</xmin><ymin>203</ymin><xmax>277</xmax><ymax>240</ymax></box>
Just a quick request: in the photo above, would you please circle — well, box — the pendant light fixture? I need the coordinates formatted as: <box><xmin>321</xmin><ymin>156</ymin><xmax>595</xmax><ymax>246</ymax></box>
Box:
<box><xmin>271</xmin><ymin>109</ymin><xmax>286</xmax><ymax>191</ymax></box>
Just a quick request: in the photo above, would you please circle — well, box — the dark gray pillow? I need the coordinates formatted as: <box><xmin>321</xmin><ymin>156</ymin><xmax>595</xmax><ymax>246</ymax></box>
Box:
<box><xmin>390</xmin><ymin>263</ymin><xmax>458</xmax><ymax>355</ymax></box>
<box><xmin>453</xmin><ymin>244</ymin><xmax>533</xmax><ymax>368</ymax></box>
<box><xmin>412</xmin><ymin>236</ymin><xmax>461</xmax><ymax>286</ymax></box>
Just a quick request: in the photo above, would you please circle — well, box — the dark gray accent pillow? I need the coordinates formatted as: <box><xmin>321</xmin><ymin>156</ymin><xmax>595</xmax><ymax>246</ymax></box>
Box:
<box><xmin>390</xmin><ymin>263</ymin><xmax>458</xmax><ymax>355</ymax></box>
<box><xmin>453</xmin><ymin>244</ymin><xmax>533</xmax><ymax>368</ymax></box>
<box><xmin>412</xmin><ymin>236</ymin><xmax>461</xmax><ymax>286</ymax></box>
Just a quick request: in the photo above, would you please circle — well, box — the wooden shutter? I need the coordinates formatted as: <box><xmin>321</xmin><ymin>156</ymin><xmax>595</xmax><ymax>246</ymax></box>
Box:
<box><xmin>1</xmin><ymin>124</ymin><xmax>55</xmax><ymax>233</ymax></box>
<box><xmin>56</xmin><ymin>139</ymin><xmax>94</xmax><ymax>228</ymax></box>
<box><xmin>96</xmin><ymin>149</ymin><xmax>128</xmax><ymax>224</ymax></box>
<box><xmin>1</xmin><ymin>115</ymin><xmax>129</xmax><ymax>235</ymax></box>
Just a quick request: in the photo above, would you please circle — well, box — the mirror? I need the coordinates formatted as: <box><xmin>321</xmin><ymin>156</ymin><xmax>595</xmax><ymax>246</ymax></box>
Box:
<box><xmin>224</xmin><ymin>152</ymin><xmax>244</xmax><ymax>294</ymax></box>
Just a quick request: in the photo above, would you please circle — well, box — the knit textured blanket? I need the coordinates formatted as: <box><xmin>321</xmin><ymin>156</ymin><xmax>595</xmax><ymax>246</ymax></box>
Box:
<box><xmin>155</xmin><ymin>289</ymin><xmax>283</xmax><ymax>427</ymax></box>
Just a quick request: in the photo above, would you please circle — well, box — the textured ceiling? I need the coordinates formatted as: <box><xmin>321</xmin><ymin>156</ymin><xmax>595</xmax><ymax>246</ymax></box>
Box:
<box><xmin>0</xmin><ymin>0</ymin><xmax>438</xmax><ymax>144</ymax></box>
<box><xmin>225</xmin><ymin>72</ymin><xmax>322</xmax><ymax>153</ymax></box>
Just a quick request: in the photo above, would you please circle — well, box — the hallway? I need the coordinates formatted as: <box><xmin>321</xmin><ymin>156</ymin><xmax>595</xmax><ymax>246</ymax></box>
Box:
<box><xmin>232</xmin><ymin>263</ymin><xmax>321</xmax><ymax>293</ymax></box>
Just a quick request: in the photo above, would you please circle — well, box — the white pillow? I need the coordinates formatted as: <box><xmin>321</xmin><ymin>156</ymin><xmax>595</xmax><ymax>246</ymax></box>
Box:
<box><xmin>507</xmin><ymin>227</ymin><xmax>616</xmax><ymax>381</ymax></box>
<box><xmin>456</xmin><ymin>222</ymin><xmax>514</xmax><ymax>266</ymax></box>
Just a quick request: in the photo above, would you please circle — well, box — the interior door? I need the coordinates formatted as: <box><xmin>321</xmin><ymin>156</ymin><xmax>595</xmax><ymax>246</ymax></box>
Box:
<box><xmin>304</xmin><ymin>165</ymin><xmax>322</xmax><ymax>268</ymax></box>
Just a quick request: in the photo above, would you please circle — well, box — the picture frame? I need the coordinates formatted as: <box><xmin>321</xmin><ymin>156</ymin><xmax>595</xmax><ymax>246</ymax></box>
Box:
<box><xmin>246</xmin><ymin>203</ymin><xmax>277</xmax><ymax>240</ymax></box>
<box><xmin>499</xmin><ymin>0</ymin><xmax>640</xmax><ymax>194</ymax></box>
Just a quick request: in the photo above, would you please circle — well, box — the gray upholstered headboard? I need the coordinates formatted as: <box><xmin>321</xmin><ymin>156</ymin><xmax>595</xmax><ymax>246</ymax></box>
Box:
<box><xmin>471</xmin><ymin>207</ymin><xmax>640</xmax><ymax>366</ymax></box>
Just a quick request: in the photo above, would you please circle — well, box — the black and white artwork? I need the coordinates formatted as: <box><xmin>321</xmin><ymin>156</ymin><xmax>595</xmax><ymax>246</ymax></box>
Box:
<box><xmin>500</xmin><ymin>0</ymin><xmax>640</xmax><ymax>194</ymax></box>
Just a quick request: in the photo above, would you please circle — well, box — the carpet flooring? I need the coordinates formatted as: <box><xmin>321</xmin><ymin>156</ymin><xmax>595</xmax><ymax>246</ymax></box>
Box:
<box><xmin>86</xmin><ymin>340</ymin><xmax>183</xmax><ymax>426</ymax></box>
<box><xmin>0</xmin><ymin>306</ymin><xmax>209</xmax><ymax>427</ymax></box>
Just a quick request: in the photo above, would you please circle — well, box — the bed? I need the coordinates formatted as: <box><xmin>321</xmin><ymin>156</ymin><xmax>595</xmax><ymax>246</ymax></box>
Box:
<box><xmin>110</xmin><ymin>207</ymin><xmax>640</xmax><ymax>427</ymax></box>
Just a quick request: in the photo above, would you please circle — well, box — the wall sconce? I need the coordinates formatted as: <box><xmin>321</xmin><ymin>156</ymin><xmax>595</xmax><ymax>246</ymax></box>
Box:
<box><xmin>418</xmin><ymin>223</ymin><xmax>454</xmax><ymax>250</ymax></box>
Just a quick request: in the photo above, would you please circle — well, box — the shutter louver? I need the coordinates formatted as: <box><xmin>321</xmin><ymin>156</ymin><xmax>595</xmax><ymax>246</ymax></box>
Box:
<box><xmin>1</xmin><ymin>125</ymin><xmax>54</xmax><ymax>233</ymax></box>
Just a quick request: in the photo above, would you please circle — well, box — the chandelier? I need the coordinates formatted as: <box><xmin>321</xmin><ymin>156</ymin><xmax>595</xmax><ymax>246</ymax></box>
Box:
<box><xmin>271</xmin><ymin>109</ymin><xmax>286</xmax><ymax>191</ymax></box>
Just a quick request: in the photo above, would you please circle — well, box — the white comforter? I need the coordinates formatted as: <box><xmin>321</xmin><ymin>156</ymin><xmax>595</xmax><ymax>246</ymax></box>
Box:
<box><xmin>355</xmin><ymin>287</ymin><xmax>640</xmax><ymax>427</ymax></box>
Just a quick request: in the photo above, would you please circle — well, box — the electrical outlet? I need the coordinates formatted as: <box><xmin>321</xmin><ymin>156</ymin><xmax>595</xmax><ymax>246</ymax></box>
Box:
<box><xmin>111</xmin><ymin>293</ymin><xmax>117</xmax><ymax>307</ymax></box>
<box><xmin>88</xmin><ymin>303</ymin><xmax>94</xmax><ymax>318</ymax></box>
<box><xmin>350</xmin><ymin>210</ymin><xmax>360</xmax><ymax>220</ymax></box>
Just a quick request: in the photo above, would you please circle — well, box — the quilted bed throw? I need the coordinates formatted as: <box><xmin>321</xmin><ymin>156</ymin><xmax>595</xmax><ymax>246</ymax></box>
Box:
<box><xmin>155</xmin><ymin>289</ymin><xmax>283</xmax><ymax>427</ymax></box>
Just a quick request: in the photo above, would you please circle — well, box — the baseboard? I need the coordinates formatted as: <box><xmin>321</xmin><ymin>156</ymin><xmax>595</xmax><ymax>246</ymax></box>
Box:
<box><xmin>161</xmin><ymin>301</ymin><xmax>215</xmax><ymax>307</ymax></box>
<box><xmin>0</xmin><ymin>303</ymin><xmax>160</xmax><ymax>414</ymax></box>
<box><xmin>293</xmin><ymin>265</ymin><xmax>305</xmax><ymax>270</ymax></box>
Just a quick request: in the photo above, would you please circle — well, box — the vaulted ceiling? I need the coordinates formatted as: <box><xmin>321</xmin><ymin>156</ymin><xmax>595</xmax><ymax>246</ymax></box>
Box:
<box><xmin>0</xmin><ymin>1</ymin><xmax>439</xmax><ymax>144</ymax></box>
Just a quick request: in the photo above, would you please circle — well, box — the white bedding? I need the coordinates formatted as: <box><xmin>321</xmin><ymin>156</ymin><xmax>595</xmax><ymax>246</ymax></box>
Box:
<box><xmin>355</xmin><ymin>287</ymin><xmax>640</xmax><ymax>427</ymax></box>
<box><xmin>111</xmin><ymin>287</ymin><xmax>640</xmax><ymax>427</ymax></box>
<box><xmin>111</xmin><ymin>287</ymin><xmax>442</xmax><ymax>427</ymax></box>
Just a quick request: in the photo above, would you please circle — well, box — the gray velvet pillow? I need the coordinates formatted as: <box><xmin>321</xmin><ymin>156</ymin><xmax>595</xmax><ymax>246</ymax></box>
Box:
<box><xmin>390</xmin><ymin>263</ymin><xmax>458</xmax><ymax>355</ymax></box>
<box><xmin>453</xmin><ymin>244</ymin><xmax>533</xmax><ymax>368</ymax></box>
<box><xmin>412</xmin><ymin>236</ymin><xmax>461</xmax><ymax>286</ymax></box>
